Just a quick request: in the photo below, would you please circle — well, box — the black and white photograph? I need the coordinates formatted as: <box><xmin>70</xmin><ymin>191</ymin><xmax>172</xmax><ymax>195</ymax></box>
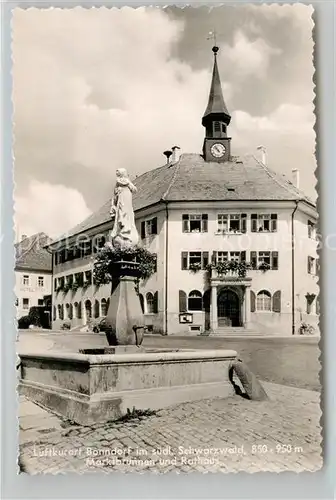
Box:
<box><xmin>14</xmin><ymin>4</ymin><xmax>322</xmax><ymax>474</ymax></box>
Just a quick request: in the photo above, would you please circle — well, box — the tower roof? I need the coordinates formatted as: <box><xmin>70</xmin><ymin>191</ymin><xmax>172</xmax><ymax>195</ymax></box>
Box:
<box><xmin>202</xmin><ymin>46</ymin><xmax>231</xmax><ymax>126</ymax></box>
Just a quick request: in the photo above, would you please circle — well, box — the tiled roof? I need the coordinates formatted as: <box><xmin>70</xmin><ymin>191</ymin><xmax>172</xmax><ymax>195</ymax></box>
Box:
<box><xmin>51</xmin><ymin>153</ymin><xmax>315</xmax><ymax>244</ymax></box>
<box><xmin>15</xmin><ymin>232</ymin><xmax>52</xmax><ymax>272</ymax></box>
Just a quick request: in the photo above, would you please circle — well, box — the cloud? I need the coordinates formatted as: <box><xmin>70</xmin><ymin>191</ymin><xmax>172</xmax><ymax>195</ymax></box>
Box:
<box><xmin>220</xmin><ymin>30</ymin><xmax>281</xmax><ymax>78</ymax></box>
<box><xmin>15</xmin><ymin>181</ymin><xmax>91</xmax><ymax>238</ymax></box>
<box><xmin>234</xmin><ymin>103</ymin><xmax>314</xmax><ymax>134</ymax></box>
<box><xmin>12</xmin><ymin>6</ymin><xmax>316</xmax><ymax>236</ymax></box>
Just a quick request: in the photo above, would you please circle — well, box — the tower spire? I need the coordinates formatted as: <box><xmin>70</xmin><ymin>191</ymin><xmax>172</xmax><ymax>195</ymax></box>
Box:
<box><xmin>202</xmin><ymin>45</ymin><xmax>232</xmax><ymax>163</ymax></box>
<box><xmin>202</xmin><ymin>46</ymin><xmax>231</xmax><ymax>127</ymax></box>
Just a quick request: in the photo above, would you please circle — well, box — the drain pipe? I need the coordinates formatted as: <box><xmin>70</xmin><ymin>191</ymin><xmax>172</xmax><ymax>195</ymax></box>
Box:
<box><xmin>164</xmin><ymin>201</ymin><xmax>169</xmax><ymax>335</ymax></box>
<box><xmin>291</xmin><ymin>200</ymin><xmax>299</xmax><ymax>335</ymax></box>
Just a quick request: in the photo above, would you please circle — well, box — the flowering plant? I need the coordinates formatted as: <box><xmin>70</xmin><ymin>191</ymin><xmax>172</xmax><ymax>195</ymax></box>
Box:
<box><xmin>206</xmin><ymin>260</ymin><xmax>251</xmax><ymax>278</ymax></box>
<box><xmin>93</xmin><ymin>244</ymin><xmax>156</xmax><ymax>286</ymax></box>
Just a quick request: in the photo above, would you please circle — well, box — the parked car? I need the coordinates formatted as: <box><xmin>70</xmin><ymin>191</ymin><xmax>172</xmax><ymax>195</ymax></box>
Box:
<box><xmin>91</xmin><ymin>316</ymin><xmax>107</xmax><ymax>333</ymax></box>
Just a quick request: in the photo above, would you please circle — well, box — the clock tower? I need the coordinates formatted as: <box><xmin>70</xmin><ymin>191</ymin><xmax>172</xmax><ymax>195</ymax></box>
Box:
<box><xmin>202</xmin><ymin>46</ymin><xmax>231</xmax><ymax>163</ymax></box>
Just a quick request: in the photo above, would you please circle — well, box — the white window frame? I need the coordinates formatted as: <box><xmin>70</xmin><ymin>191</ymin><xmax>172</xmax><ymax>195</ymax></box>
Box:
<box><xmin>146</xmin><ymin>292</ymin><xmax>154</xmax><ymax>314</ymax></box>
<box><xmin>188</xmin><ymin>290</ymin><xmax>203</xmax><ymax>312</ymax></box>
<box><xmin>256</xmin><ymin>291</ymin><xmax>272</xmax><ymax>312</ymax></box>
<box><xmin>22</xmin><ymin>298</ymin><xmax>29</xmax><ymax>310</ymax></box>
<box><xmin>38</xmin><ymin>276</ymin><xmax>44</xmax><ymax>287</ymax></box>
<box><xmin>22</xmin><ymin>275</ymin><xmax>30</xmax><ymax>286</ymax></box>
<box><xmin>145</xmin><ymin>219</ymin><xmax>155</xmax><ymax>236</ymax></box>
<box><xmin>217</xmin><ymin>214</ymin><xmax>242</xmax><ymax>234</ymax></box>
<box><xmin>258</xmin><ymin>251</ymin><xmax>271</xmax><ymax>266</ymax></box>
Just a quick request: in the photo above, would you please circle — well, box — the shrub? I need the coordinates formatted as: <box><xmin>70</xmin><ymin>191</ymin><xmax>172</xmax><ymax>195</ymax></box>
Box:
<box><xmin>18</xmin><ymin>315</ymin><xmax>31</xmax><ymax>329</ymax></box>
<box><xmin>93</xmin><ymin>244</ymin><xmax>156</xmax><ymax>286</ymax></box>
<box><xmin>28</xmin><ymin>306</ymin><xmax>42</xmax><ymax>327</ymax></box>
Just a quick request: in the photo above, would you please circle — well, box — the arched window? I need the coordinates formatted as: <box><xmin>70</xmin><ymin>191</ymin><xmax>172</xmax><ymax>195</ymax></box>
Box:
<box><xmin>188</xmin><ymin>290</ymin><xmax>203</xmax><ymax>311</ymax></box>
<box><xmin>101</xmin><ymin>298</ymin><xmax>108</xmax><ymax>316</ymax></box>
<box><xmin>256</xmin><ymin>290</ymin><xmax>272</xmax><ymax>311</ymax></box>
<box><xmin>65</xmin><ymin>303</ymin><xmax>70</xmax><ymax>319</ymax></box>
<box><xmin>58</xmin><ymin>304</ymin><xmax>64</xmax><ymax>320</ymax></box>
<box><xmin>74</xmin><ymin>302</ymin><xmax>79</xmax><ymax>319</ymax></box>
<box><xmin>146</xmin><ymin>292</ymin><xmax>154</xmax><ymax>314</ymax></box>
<box><xmin>85</xmin><ymin>300</ymin><xmax>92</xmax><ymax>320</ymax></box>
<box><xmin>68</xmin><ymin>303</ymin><xmax>73</xmax><ymax>320</ymax></box>
<box><xmin>94</xmin><ymin>299</ymin><xmax>100</xmax><ymax>318</ymax></box>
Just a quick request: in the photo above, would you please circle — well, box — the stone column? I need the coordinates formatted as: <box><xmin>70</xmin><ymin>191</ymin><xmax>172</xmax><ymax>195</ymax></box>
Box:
<box><xmin>245</xmin><ymin>286</ymin><xmax>251</xmax><ymax>328</ymax></box>
<box><xmin>210</xmin><ymin>285</ymin><xmax>218</xmax><ymax>331</ymax></box>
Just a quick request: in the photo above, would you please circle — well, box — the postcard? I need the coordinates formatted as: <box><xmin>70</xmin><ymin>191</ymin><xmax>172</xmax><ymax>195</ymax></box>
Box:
<box><xmin>14</xmin><ymin>4</ymin><xmax>321</xmax><ymax>474</ymax></box>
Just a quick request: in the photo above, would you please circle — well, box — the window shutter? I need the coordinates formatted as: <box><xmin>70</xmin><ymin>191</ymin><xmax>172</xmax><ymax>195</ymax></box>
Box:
<box><xmin>141</xmin><ymin>221</ymin><xmax>146</xmax><ymax>239</ymax></box>
<box><xmin>139</xmin><ymin>294</ymin><xmax>144</xmax><ymax>313</ymax></box>
<box><xmin>181</xmin><ymin>252</ymin><xmax>188</xmax><ymax>270</ymax></box>
<box><xmin>272</xmin><ymin>290</ymin><xmax>281</xmax><ymax>312</ymax></box>
<box><xmin>211</xmin><ymin>251</ymin><xmax>217</xmax><ymax>264</ymax></box>
<box><xmin>251</xmin><ymin>214</ymin><xmax>258</xmax><ymax>232</ymax></box>
<box><xmin>179</xmin><ymin>290</ymin><xmax>187</xmax><ymax>313</ymax></box>
<box><xmin>251</xmin><ymin>251</ymin><xmax>257</xmax><ymax>270</ymax></box>
<box><xmin>271</xmin><ymin>251</ymin><xmax>279</xmax><ymax>270</ymax></box>
<box><xmin>152</xmin><ymin>217</ymin><xmax>158</xmax><ymax>235</ymax></box>
<box><xmin>240</xmin><ymin>251</ymin><xmax>246</xmax><ymax>262</ymax></box>
<box><xmin>241</xmin><ymin>214</ymin><xmax>247</xmax><ymax>233</ymax></box>
<box><xmin>182</xmin><ymin>214</ymin><xmax>189</xmax><ymax>233</ymax></box>
<box><xmin>271</xmin><ymin>214</ymin><xmax>278</xmax><ymax>232</ymax></box>
<box><xmin>307</xmin><ymin>256</ymin><xmax>311</xmax><ymax>274</ymax></box>
<box><xmin>202</xmin><ymin>251</ymin><xmax>209</xmax><ymax>269</ymax></box>
<box><xmin>153</xmin><ymin>292</ymin><xmax>158</xmax><ymax>314</ymax></box>
<box><xmin>250</xmin><ymin>290</ymin><xmax>256</xmax><ymax>312</ymax></box>
<box><xmin>201</xmin><ymin>214</ymin><xmax>208</xmax><ymax>232</ymax></box>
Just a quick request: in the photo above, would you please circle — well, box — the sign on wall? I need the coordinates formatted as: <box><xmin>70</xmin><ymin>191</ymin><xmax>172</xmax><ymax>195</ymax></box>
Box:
<box><xmin>179</xmin><ymin>313</ymin><xmax>193</xmax><ymax>324</ymax></box>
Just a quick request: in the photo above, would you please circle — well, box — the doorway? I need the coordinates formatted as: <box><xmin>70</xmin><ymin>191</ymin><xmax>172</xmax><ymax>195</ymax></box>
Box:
<box><xmin>217</xmin><ymin>289</ymin><xmax>241</xmax><ymax>327</ymax></box>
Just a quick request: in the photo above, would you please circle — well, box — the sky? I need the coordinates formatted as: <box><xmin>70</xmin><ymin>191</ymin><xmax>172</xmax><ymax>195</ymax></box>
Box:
<box><xmin>12</xmin><ymin>5</ymin><xmax>316</xmax><ymax>239</ymax></box>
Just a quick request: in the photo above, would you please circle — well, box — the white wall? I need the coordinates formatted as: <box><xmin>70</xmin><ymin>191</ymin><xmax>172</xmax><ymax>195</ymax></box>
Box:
<box><xmin>16</xmin><ymin>270</ymin><xmax>52</xmax><ymax>319</ymax></box>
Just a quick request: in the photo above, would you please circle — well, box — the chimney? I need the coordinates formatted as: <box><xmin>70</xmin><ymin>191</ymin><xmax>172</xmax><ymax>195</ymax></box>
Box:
<box><xmin>292</xmin><ymin>168</ymin><xmax>300</xmax><ymax>189</ymax></box>
<box><xmin>257</xmin><ymin>145</ymin><xmax>267</xmax><ymax>166</ymax></box>
<box><xmin>163</xmin><ymin>150</ymin><xmax>172</xmax><ymax>164</ymax></box>
<box><xmin>171</xmin><ymin>146</ymin><xmax>181</xmax><ymax>164</ymax></box>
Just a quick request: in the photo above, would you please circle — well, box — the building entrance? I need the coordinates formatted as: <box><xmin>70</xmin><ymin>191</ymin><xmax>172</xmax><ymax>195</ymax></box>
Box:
<box><xmin>217</xmin><ymin>289</ymin><xmax>241</xmax><ymax>327</ymax></box>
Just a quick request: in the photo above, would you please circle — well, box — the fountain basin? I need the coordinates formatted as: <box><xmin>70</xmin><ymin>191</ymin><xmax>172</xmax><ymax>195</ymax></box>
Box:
<box><xmin>18</xmin><ymin>349</ymin><xmax>237</xmax><ymax>425</ymax></box>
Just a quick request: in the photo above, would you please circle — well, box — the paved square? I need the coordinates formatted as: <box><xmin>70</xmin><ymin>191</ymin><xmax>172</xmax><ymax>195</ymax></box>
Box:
<box><xmin>19</xmin><ymin>382</ymin><xmax>322</xmax><ymax>474</ymax></box>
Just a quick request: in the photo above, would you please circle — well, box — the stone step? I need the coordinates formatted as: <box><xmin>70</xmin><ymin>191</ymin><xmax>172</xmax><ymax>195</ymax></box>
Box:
<box><xmin>212</xmin><ymin>327</ymin><xmax>262</xmax><ymax>335</ymax></box>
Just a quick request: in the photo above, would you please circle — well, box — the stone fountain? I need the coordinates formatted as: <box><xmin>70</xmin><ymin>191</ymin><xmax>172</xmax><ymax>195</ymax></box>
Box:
<box><xmin>18</xmin><ymin>169</ymin><xmax>237</xmax><ymax>425</ymax></box>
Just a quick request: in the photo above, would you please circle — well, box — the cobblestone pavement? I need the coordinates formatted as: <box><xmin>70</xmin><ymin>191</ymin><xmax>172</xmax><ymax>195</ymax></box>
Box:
<box><xmin>19</xmin><ymin>382</ymin><xmax>322</xmax><ymax>474</ymax></box>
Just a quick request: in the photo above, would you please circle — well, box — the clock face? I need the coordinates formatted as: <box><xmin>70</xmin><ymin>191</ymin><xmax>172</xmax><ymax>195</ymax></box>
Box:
<box><xmin>210</xmin><ymin>143</ymin><xmax>226</xmax><ymax>158</ymax></box>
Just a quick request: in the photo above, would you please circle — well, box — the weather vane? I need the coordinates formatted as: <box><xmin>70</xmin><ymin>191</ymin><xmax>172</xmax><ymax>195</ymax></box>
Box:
<box><xmin>207</xmin><ymin>29</ymin><xmax>218</xmax><ymax>47</ymax></box>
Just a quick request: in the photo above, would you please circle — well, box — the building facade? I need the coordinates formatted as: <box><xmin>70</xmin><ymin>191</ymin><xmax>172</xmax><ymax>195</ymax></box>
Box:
<box><xmin>15</xmin><ymin>233</ymin><xmax>53</xmax><ymax>322</ymax></box>
<box><xmin>49</xmin><ymin>47</ymin><xmax>318</xmax><ymax>335</ymax></box>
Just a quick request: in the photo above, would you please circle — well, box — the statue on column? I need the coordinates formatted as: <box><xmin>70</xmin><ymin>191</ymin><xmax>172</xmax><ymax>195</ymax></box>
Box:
<box><xmin>110</xmin><ymin>168</ymin><xmax>139</xmax><ymax>249</ymax></box>
<box><xmin>105</xmin><ymin>168</ymin><xmax>144</xmax><ymax>346</ymax></box>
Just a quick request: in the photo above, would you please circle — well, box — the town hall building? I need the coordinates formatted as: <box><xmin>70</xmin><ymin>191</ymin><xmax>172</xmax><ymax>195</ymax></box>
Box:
<box><xmin>48</xmin><ymin>46</ymin><xmax>319</xmax><ymax>336</ymax></box>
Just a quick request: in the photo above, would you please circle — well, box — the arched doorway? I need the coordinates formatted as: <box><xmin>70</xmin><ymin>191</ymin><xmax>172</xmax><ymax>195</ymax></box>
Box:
<box><xmin>217</xmin><ymin>289</ymin><xmax>240</xmax><ymax>327</ymax></box>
